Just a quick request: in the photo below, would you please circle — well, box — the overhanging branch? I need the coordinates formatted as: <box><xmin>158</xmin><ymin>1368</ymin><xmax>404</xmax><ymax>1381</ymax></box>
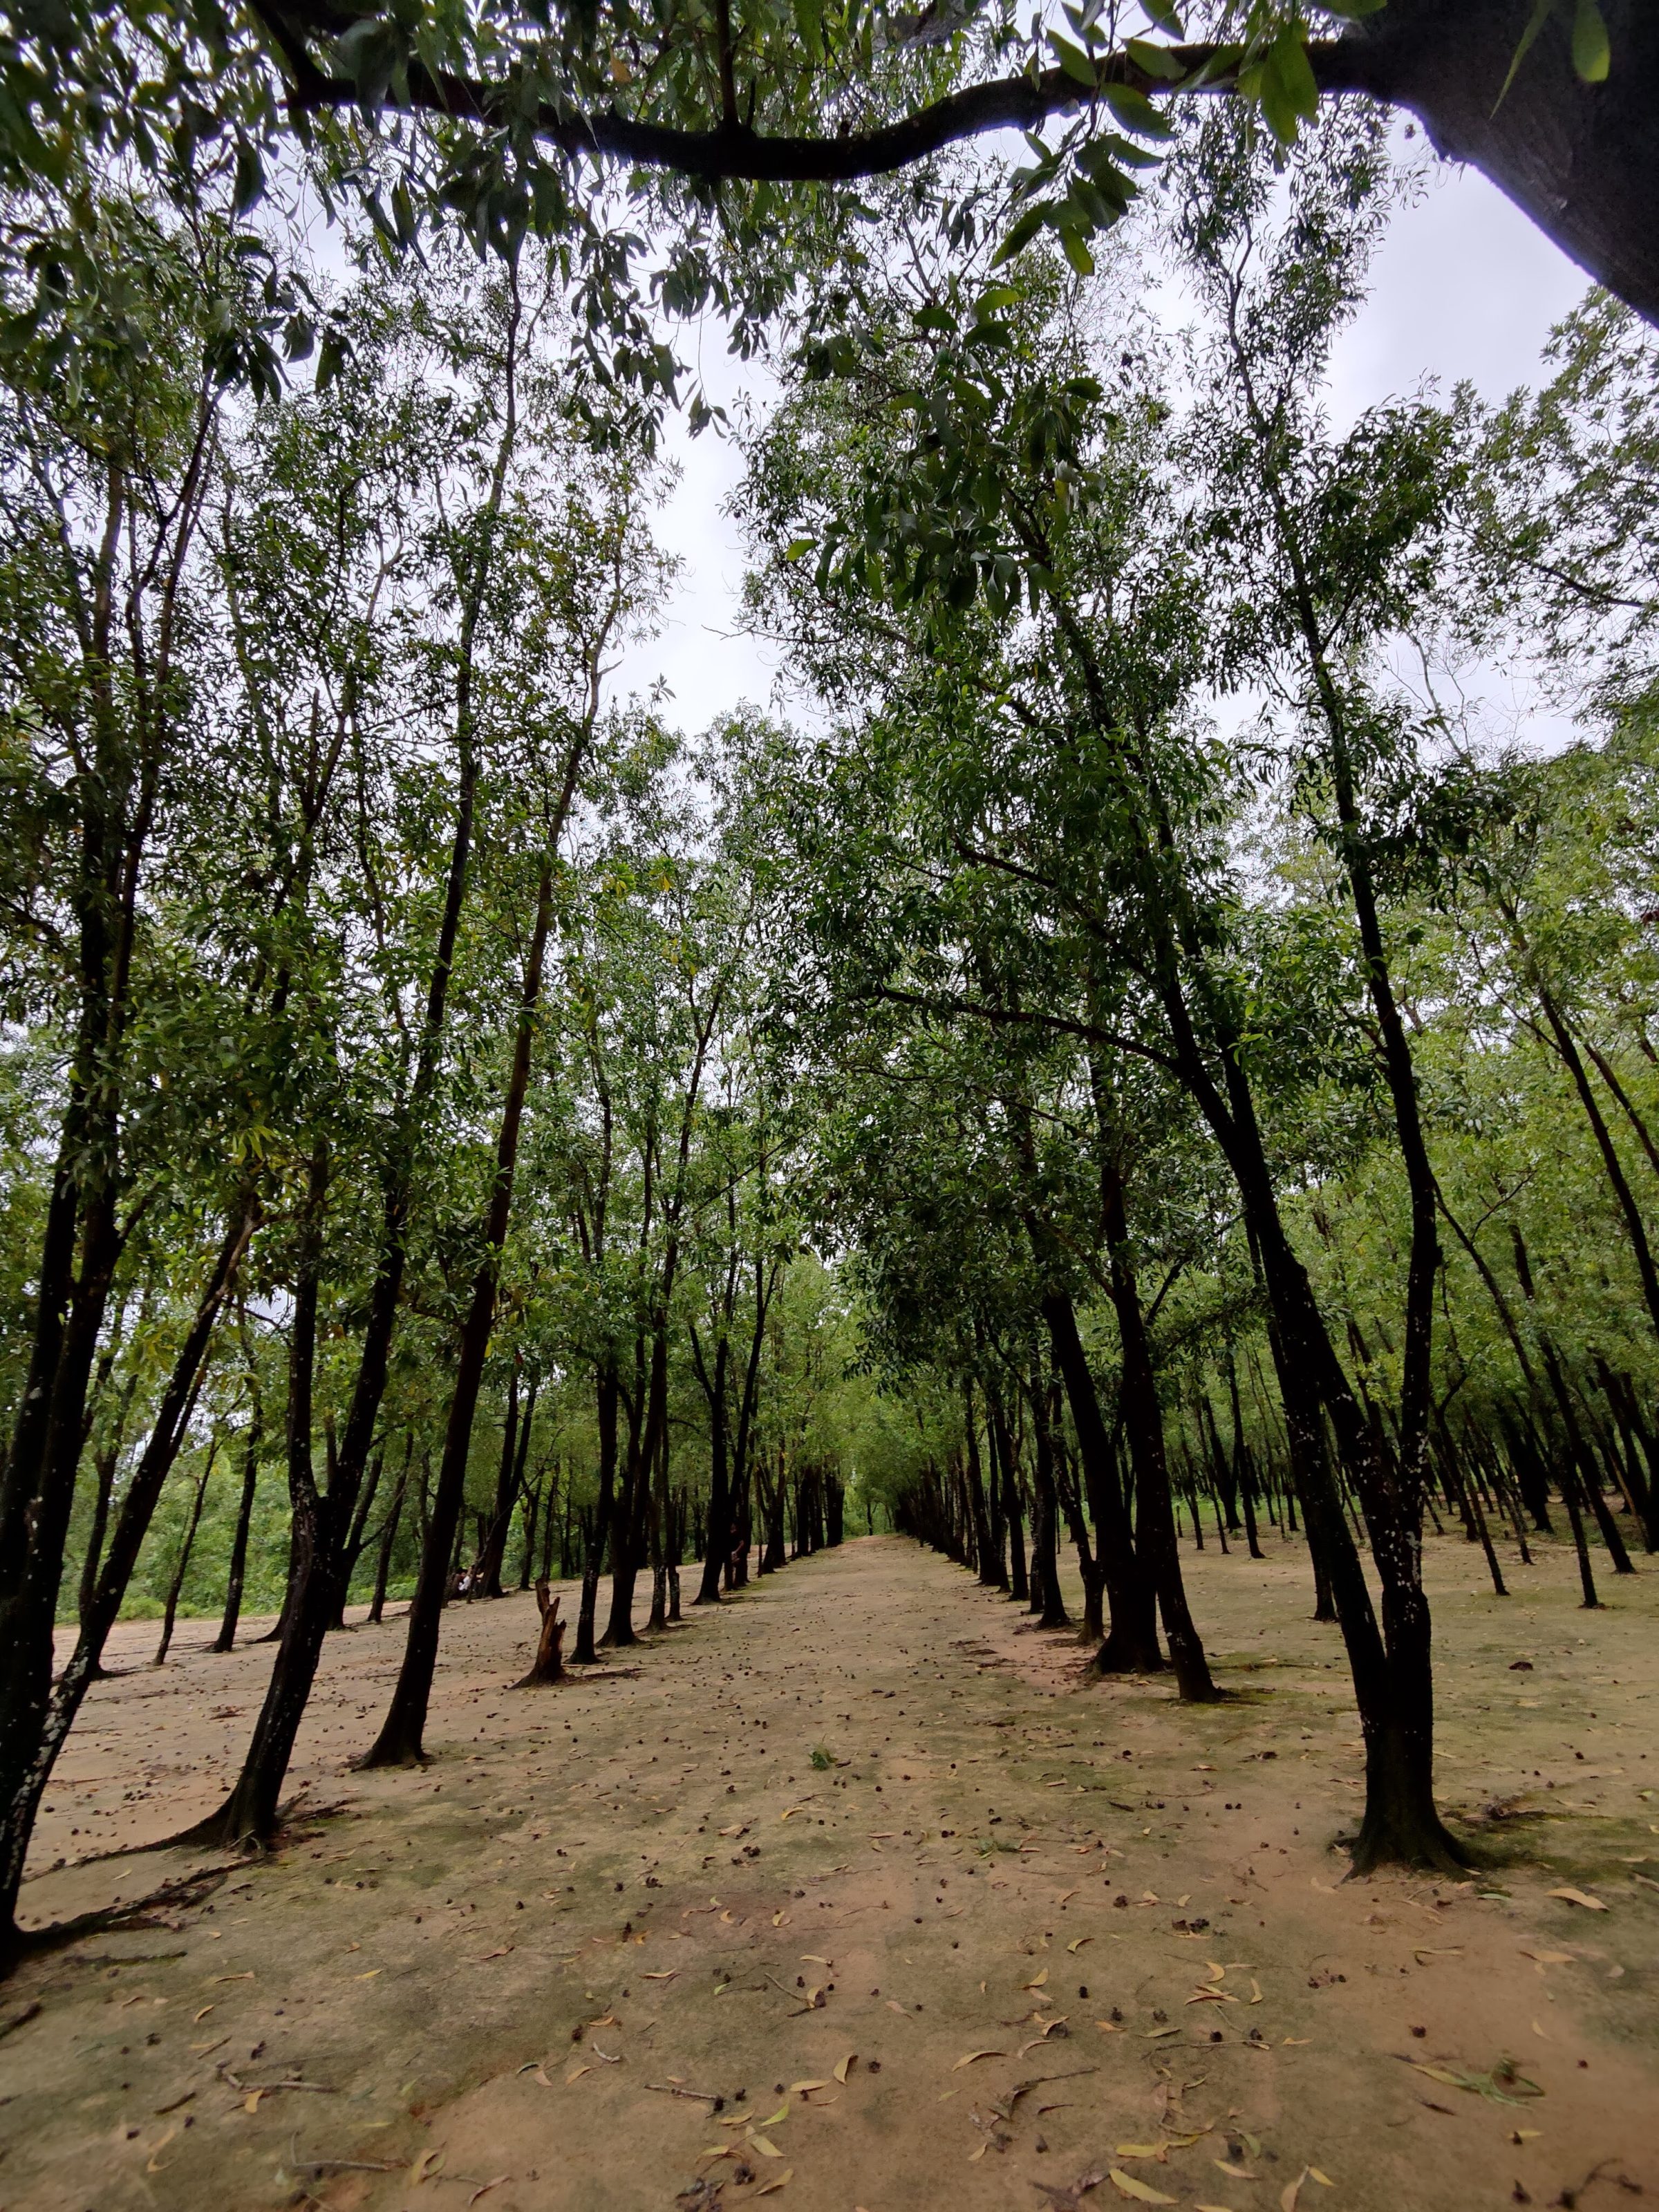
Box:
<box><xmin>268</xmin><ymin>21</ymin><xmax>1382</xmax><ymax>185</ymax></box>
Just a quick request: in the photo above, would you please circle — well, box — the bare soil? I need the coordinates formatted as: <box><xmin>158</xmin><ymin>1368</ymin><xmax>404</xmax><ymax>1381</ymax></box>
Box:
<box><xmin>3</xmin><ymin>1529</ymin><xmax>1658</xmax><ymax>2212</ymax></box>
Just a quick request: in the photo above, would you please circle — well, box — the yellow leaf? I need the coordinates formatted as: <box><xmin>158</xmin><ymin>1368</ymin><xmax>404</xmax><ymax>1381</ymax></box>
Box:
<box><xmin>759</xmin><ymin>2103</ymin><xmax>789</xmax><ymax>2128</ymax></box>
<box><xmin>355</xmin><ymin>1968</ymin><xmax>382</xmax><ymax>1980</ymax></box>
<box><xmin>1023</xmin><ymin>1969</ymin><xmax>1049</xmax><ymax>1989</ymax></box>
<box><xmin>243</xmin><ymin>2090</ymin><xmax>262</xmax><ymax>2115</ymax></box>
<box><xmin>1522</xmin><ymin>1949</ymin><xmax>1574</xmax><ymax>1965</ymax></box>
<box><xmin>800</xmin><ymin>1953</ymin><xmax>831</xmax><ymax>1965</ymax></box>
<box><xmin>748</xmin><ymin>2135</ymin><xmax>784</xmax><ymax>2159</ymax></box>
<box><xmin>1412</xmin><ymin>2065</ymin><xmax>1468</xmax><ymax>2088</ymax></box>
<box><xmin>1216</xmin><ymin>2162</ymin><xmax>1257</xmax><ymax>2179</ymax></box>
<box><xmin>1282</xmin><ymin>2172</ymin><xmax>1309</xmax><ymax>2212</ymax></box>
<box><xmin>644</xmin><ymin>1970</ymin><xmax>677</xmax><ymax>1981</ymax></box>
<box><xmin>789</xmin><ymin>2079</ymin><xmax>830</xmax><ymax>2094</ymax></box>
<box><xmin>954</xmin><ymin>2049</ymin><xmax>1007</xmax><ymax>2068</ymax></box>
<box><xmin>834</xmin><ymin>2054</ymin><xmax>856</xmax><ymax>2083</ymax></box>
<box><xmin>1144</xmin><ymin>2026</ymin><xmax>1179</xmax><ymax>2039</ymax></box>
<box><xmin>756</xmin><ymin>2171</ymin><xmax>794</xmax><ymax>2197</ymax></box>
<box><xmin>410</xmin><ymin>2147</ymin><xmax>444</xmax><ymax>2184</ymax></box>
<box><xmin>1197</xmin><ymin>2204</ymin><xmax>1238</xmax><ymax>2211</ymax></box>
<box><xmin>1115</xmin><ymin>2143</ymin><xmax>1168</xmax><ymax>2160</ymax></box>
<box><xmin>566</xmin><ymin>2066</ymin><xmax>590</xmax><ymax>2083</ymax></box>
<box><xmin>1109</xmin><ymin>2169</ymin><xmax>1177</xmax><ymax>2204</ymax></box>
<box><xmin>1069</xmin><ymin>1936</ymin><xmax>1092</xmax><ymax>1952</ymax></box>
<box><xmin>1548</xmin><ymin>1887</ymin><xmax>1607</xmax><ymax>1911</ymax></box>
<box><xmin>1309</xmin><ymin>2171</ymin><xmax>1335</xmax><ymax>2188</ymax></box>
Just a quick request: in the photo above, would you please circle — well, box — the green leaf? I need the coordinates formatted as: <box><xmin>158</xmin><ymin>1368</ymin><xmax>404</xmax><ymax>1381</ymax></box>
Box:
<box><xmin>1048</xmin><ymin>32</ymin><xmax>1101</xmax><ymax>85</ymax></box>
<box><xmin>1492</xmin><ymin>0</ymin><xmax>1554</xmax><ymax>111</ymax></box>
<box><xmin>1139</xmin><ymin>0</ymin><xmax>1184</xmax><ymax>34</ymax></box>
<box><xmin>991</xmin><ymin>205</ymin><xmax>1051</xmax><ymax>265</ymax></box>
<box><xmin>1571</xmin><ymin>0</ymin><xmax>1609</xmax><ymax>80</ymax></box>
<box><xmin>1101</xmin><ymin>82</ymin><xmax>1173</xmax><ymax>137</ymax></box>
<box><xmin>1125</xmin><ymin>37</ymin><xmax>1186</xmax><ymax>79</ymax></box>
<box><xmin>1059</xmin><ymin>225</ymin><xmax>1096</xmax><ymax>275</ymax></box>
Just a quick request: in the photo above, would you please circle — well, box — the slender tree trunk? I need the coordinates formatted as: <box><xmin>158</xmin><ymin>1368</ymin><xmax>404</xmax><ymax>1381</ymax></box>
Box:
<box><xmin>363</xmin><ymin>845</ymin><xmax>559</xmax><ymax>1766</ymax></box>
<box><xmin>1100</xmin><ymin>1163</ymin><xmax>1217</xmax><ymax>1700</ymax></box>
<box><xmin>574</xmin><ymin>1369</ymin><xmax>619</xmax><ymax>1664</ymax></box>
<box><xmin>0</xmin><ymin>1193</ymin><xmax>252</xmax><ymax>1956</ymax></box>
<box><xmin>216</xmin><ymin>1378</ymin><xmax>265</xmax><ymax>1653</ymax></box>
<box><xmin>368</xmin><ymin>1438</ymin><xmax>413</xmax><ymax>1626</ymax></box>
<box><xmin>155</xmin><ymin>1439</ymin><xmax>219</xmax><ymax>1666</ymax></box>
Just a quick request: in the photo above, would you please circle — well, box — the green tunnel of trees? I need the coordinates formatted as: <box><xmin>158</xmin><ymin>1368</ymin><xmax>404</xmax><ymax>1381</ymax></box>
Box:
<box><xmin>3</xmin><ymin>1</ymin><xmax>1658</xmax><ymax>1975</ymax></box>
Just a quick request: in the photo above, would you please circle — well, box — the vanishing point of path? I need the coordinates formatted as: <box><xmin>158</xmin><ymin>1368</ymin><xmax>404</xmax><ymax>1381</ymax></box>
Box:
<box><xmin>4</xmin><ymin>1534</ymin><xmax>1658</xmax><ymax>2211</ymax></box>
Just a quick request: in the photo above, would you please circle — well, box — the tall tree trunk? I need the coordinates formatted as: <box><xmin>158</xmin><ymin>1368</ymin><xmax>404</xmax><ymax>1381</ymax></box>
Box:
<box><xmin>363</xmin><ymin>843</ymin><xmax>559</xmax><ymax>1766</ymax></box>
<box><xmin>0</xmin><ymin>1192</ymin><xmax>252</xmax><ymax>1958</ymax></box>
<box><xmin>368</xmin><ymin>1437</ymin><xmax>413</xmax><ymax>1626</ymax></box>
<box><xmin>1100</xmin><ymin>1161</ymin><xmax>1216</xmax><ymax>1700</ymax></box>
<box><xmin>180</xmin><ymin>1143</ymin><xmax>332</xmax><ymax>1847</ymax></box>
<box><xmin>155</xmin><ymin>1439</ymin><xmax>219</xmax><ymax>1666</ymax></box>
<box><xmin>216</xmin><ymin>1373</ymin><xmax>265</xmax><ymax>1653</ymax></box>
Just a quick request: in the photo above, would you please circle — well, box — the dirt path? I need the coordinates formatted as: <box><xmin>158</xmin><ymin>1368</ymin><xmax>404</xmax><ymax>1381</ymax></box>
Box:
<box><xmin>3</xmin><ymin>1533</ymin><xmax>1658</xmax><ymax>2212</ymax></box>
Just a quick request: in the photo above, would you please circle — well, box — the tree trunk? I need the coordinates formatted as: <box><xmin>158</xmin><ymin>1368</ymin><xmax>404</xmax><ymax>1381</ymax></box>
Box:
<box><xmin>155</xmin><ymin>1440</ymin><xmax>219</xmax><ymax>1666</ymax></box>
<box><xmin>362</xmin><ymin>845</ymin><xmax>559</xmax><ymax>1768</ymax></box>
<box><xmin>216</xmin><ymin>1379</ymin><xmax>264</xmax><ymax>1653</ymax></box>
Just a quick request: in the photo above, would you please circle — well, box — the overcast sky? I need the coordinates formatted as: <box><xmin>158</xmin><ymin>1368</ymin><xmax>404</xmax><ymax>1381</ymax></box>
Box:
<box><xmin>617</xmin><ymin>148</ymin><xmax>1593</xmax><ymax>736</ymax></box>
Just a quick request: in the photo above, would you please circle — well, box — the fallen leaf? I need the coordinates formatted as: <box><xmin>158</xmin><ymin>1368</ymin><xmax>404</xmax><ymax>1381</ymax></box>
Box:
<box><xmin>756</xmin><ymin>2171</ymin><xmax>793</xmax><ymax>2196</ymax></box>
<box><xmin>954</xmin><ymin>2049</ymin><xmax>1007</xmax><ymax>2068</ymax></box>
<box><xmin>1547</xmin><ymin>1888</ymin><xmax>1606</xmax><ymax>1911</ymax></box>
<box><xmin>1521</xmin><ymin>1951</ymin><xmax>1573</xmax><ymax>1965</ymax></box>
<box><xmin>789</xmin><ymin>2079</ymin><xmax>830</xmax><ymax>2094</ymax></box>
<box><xmin>748</xmin><ymin>2135</ymin><xmax>784</xmax><ymax>2159</ymax></box>
<box><xmin>1108</xmin><ymin>2169</ymin><xmax>1176</xmax><ymax>2204</ymax></box>
<box><xmin>192</xmin><ymin>2005</ymin><xmax>214</xmax><ymax>2023</ymax></box>
<box><xmin>566</xmin><ymin>2067</ymin><xmax>590</xmax><ymax>2083</ymax></box>
<box><xmin>834</xmin><ymin>2054</ymin><xmax>856</xmax><ymax>2083</ymax></box>
<box><xmin>410</xmin><ymin>2148</ymin><xmax>444</xmax><ymax>2184</ymax></box>
<box><xmin>1068</xmin><ymin>1938</ymin><xmax>1093</xmax><ymax>1953</ymax></box>
<box><xmin>1309</xmin><ymin>2171</ymin><xmax>1335</xmax><ymax>2188</ymax></box>
<box><xmin>1215</xmin><ymin>2162</ymin><xmax>1256</xmax><ymax>2180</ymax></box>
<box><xmin>355</xmin><ymin>1968</ymin><xmax>382</xmax><ymax>1980</ymax></box>
<box><xmin>243</xmin><ymin>2090</ymin><xmax>263</xmax><ymax>2115</ymax></box>
<box><xmin>644</xmin><ymin>1971</ymin><xmax>677</xmax><ymax>1981</ymax></box>
<box><xmin>1024</xmin><ymin>1969</ymin><xmax>1050</xmax><ymax>1989</ymax></box>
<box><xmin>1114</xmin><ymin>2144</ymin><xmax>1168</xmax><ymax>2160</ymax></box>
<box><xmin>1282</xmin><ymin>2169</ymin><xmax>1309</xmax><ymax>2212</ymax></box>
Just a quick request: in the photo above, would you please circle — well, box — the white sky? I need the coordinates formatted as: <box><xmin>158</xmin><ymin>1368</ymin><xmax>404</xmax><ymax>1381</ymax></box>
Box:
<box><xmin>619</xmin><ymin>147</ymin><xmax>1593</xmax><ymax>736</ymax></box>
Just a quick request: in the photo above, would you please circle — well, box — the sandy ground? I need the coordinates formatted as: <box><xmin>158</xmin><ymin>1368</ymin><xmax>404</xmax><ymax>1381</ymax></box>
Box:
<box><xmin>3</xmin><ymin>1528</ymin><xmax>1658</xmax><ymax>2212</ymax></box>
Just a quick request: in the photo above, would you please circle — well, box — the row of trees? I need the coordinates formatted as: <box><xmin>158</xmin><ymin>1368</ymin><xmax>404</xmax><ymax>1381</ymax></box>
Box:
<box><xmin>725</xmin><ymin>109</ymin><xmax>1659</xmax><ymax>1871</ymax></box>
<box><xmin>0</xmin><ymin>207</ymin><xmax>879</xmax><ymax>1962</ymax></box>
<box><xmin>3</xmin><ymin>94</ymin><xmax>1656</xmax><ymax>1972</ymax></box>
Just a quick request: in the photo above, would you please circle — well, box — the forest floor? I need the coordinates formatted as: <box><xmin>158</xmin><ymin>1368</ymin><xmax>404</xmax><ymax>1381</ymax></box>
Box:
<box><xmin>4</xmin><ymin>1530</ymin><xmax>1658</xmax><ymax>2212</ymax></box>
